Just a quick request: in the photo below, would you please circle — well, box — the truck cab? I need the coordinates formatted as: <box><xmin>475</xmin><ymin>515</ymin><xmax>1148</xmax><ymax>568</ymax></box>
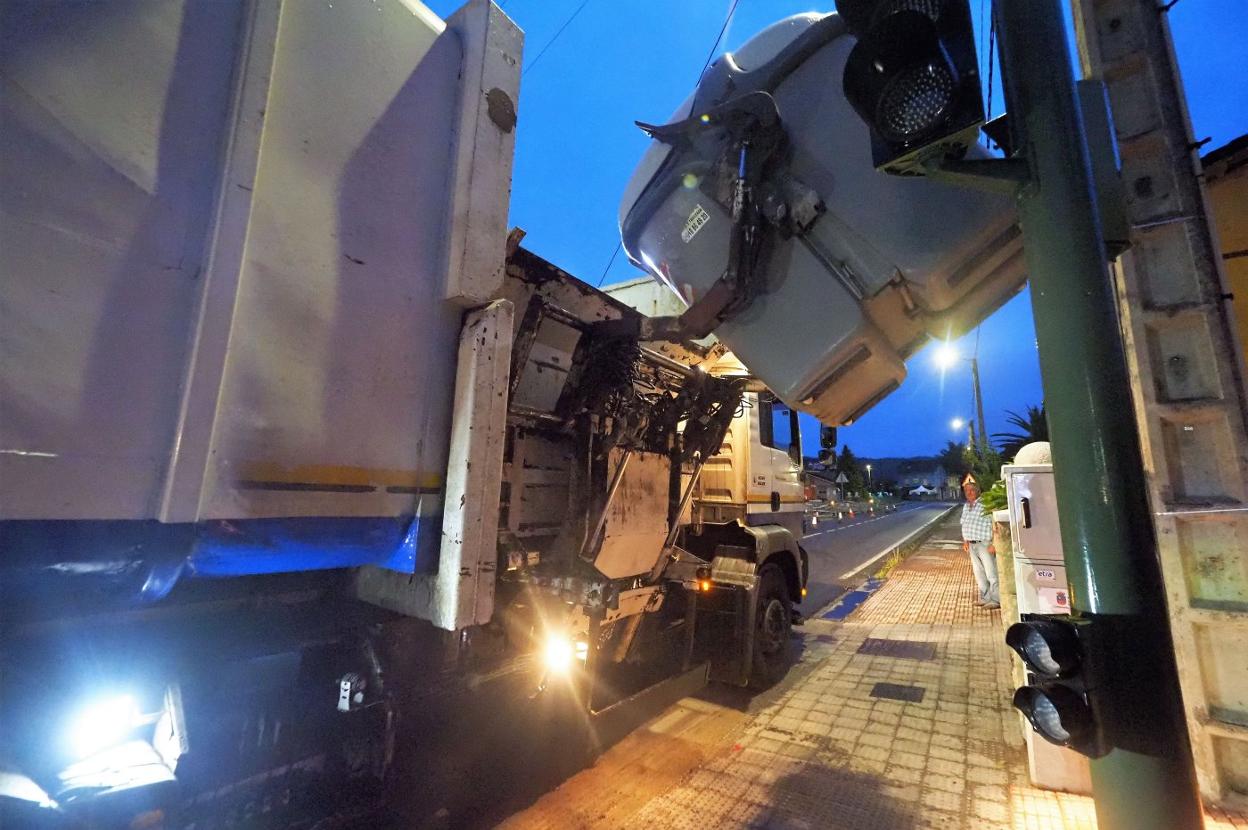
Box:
<box><xmin>605</xmin><ymin>281</ymin><xmax>807</xmax><ymax>542</ymax></box>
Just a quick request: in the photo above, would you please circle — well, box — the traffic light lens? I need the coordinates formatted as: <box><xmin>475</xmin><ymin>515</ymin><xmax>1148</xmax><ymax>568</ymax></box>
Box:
<box><xmin>878</xmin><ymin>62</ymin><xmax>956</xmax><ymax>142</ymax></box>
<box><xmin>1030</xmin><ymin>693</ymin><xmax>1071</xmax><ymax>742</ymax></box>
<box><xmin>1019</xmin><ymin>627</ymin><xmax>1061</xmax><ymax>676</ymax></box>
<box><xmin>1006</xmin><ymin>619</ymin><xmax>1081</xmax><ymax>677</ymax></box>
<box><xmin>842</xmin><ymin>11</ymin><xmax>962</xmax><ymax>149</ymax></box>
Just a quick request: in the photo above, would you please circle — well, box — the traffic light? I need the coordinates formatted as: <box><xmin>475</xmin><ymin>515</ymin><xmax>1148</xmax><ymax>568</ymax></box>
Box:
<box><xmin>1006</xmin><ymin>615</ymin><xmax>1107</xmax><ymax>758</ymax></box>
<box><xmin>835</xmin><ymin>0</ymin><xmax>985</xmax><ymax>175</ymax></box>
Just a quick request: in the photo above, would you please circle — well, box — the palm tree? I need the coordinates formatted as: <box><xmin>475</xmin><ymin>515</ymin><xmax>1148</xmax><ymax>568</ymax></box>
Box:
<box><xmin>937</xmin><ymin>439</ymin><xmax>968</xmax><ymax>477</ymax></box>
<box><xmin>993</xmin><ymin>404</ymin><xmax>1049</xmax><ymax>461</ymax></box>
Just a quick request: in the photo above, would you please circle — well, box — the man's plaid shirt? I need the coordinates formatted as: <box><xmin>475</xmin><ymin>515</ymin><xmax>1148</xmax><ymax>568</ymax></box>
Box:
<box><xmin>960</xmin><ymin>498</ymin><xmax>993</xmax><ymax>542</ymax></box>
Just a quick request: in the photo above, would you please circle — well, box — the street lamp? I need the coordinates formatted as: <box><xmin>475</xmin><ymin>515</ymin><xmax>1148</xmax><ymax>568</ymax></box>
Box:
<box><xmin>935</xmin><ymin>342</ymin><xmax>960</xmax><ymax>370</ymax></box>
<box><xmin>950</xmin><ymin>416</ymin><xmax>976</xmax><ymax>449</ymax></box>
<box><xmin>866</xmin><ymin>463</ymin><xmax>873</xmax><ymax>484</ymax></box>
<box><xmin>935</xmin><ymin>342</ymin><xmax>987</xmax><ymax>457</ymax></box>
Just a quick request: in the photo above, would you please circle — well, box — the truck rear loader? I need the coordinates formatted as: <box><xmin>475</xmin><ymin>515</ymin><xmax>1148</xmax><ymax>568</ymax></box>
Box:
<box><xmin>0</xmin><ymin>2</ymin><xmax>1022</xmax><ymax>826</ymax></box>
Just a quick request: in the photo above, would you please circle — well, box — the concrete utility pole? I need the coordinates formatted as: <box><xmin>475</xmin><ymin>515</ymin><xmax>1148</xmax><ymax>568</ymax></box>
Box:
<box><xmin>969</xmin><ymin>356</ymin><xmax>988</xmax><ymax>458</ymax></box>
<box><xmin>1070</xmin><ymin>0</ymin><xmax>1248</xmax><ymax>806</ymax></box>
<box><xmin>995</xmin><ymin>0</ymin><xmax>1203</xmax><ymax>826</ymax></box>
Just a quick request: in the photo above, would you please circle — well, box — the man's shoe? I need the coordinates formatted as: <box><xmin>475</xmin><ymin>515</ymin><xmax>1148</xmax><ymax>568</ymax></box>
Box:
<box><xmin>972</xmin><ymin>599</ymin><xmax>985</xmax><ymax>606</ymax></box>
<box><xmin>983</xmin><ymin>602</ymin><xmax>1000</xmax><ymax>610</ymax></box>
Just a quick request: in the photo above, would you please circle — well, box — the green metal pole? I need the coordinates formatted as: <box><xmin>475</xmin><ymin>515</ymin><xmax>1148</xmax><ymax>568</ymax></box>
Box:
<box><xmin>995</xmin><ymin>0</ymin><xmax>1202</xmax><ymax>827</ymax></box>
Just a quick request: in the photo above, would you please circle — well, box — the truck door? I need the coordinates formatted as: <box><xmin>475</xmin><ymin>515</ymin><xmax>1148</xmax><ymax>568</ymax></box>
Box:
<box><xmin>750</xmin><ymin>395</ymin><xmax>804</xmax><ymax>535</ymax></box>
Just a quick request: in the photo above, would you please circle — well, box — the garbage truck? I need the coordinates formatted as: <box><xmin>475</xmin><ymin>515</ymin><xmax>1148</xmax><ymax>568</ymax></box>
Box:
<box><xmin>0</xmin><ymin>1</ymin><xmax>1024</xmax><ymax>826</ymax></box>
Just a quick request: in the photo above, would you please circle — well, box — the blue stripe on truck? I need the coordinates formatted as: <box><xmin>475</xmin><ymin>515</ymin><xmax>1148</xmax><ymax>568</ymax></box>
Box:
<box><xmin>0</xmin><ymin>515</ymin><xmax>443</xmax><ymax>608</ymax></box>
<box><xmin>190</xmin><ymin>515</ymin><xmax>442</xmax><ymax>577</ymax></box>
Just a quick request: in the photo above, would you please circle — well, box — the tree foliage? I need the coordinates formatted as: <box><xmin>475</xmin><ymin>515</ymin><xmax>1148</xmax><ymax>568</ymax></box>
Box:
<box><xmin>937</xmin><ymin>440</ymin><xmax>969</xmax><ymax>478</ymax></box>
<box><xmin>980</xmin><ymin>479</ymin><xmax>1008</xmax><ymax>512</ymax></box>
<box><xmin>993</xmin><ymin>403</ymin><xmax>1049</xmax><ymax>461</ymax></box>
<box><xmin>966</xmin><ymin>445</ymin><xmax>1003</xmax><ymax>494</ymax></box>
<box><xmin>835</xmin><ymin>444</ymin><xmax>867</xmax><ymax>496</ymax></box>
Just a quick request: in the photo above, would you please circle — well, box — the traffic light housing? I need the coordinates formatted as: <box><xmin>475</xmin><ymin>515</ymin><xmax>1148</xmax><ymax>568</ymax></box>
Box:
<box><xmin>1005</xmin><ymin>616</ymin><xmax>1107</xmax><ymax>758</ymax></box>
<box><xmin>835</xmin><ymin>0</ymin><xmax>985</xmax><ymax>175</ymax></box>
<box><xmin>1008</xmin><ymin>612</ymin><xmax>1198</xmax><ymax>764</ymax></box>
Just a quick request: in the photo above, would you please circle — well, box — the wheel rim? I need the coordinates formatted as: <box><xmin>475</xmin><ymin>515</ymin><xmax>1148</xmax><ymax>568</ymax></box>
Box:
<box><xmin>758</xmin><ymin>597</ymin><xmax>788</xmax><ymax>656</ymax></box>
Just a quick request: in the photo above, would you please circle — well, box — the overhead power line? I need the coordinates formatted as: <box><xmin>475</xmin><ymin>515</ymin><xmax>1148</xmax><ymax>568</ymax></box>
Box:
<box><xmin>698</xmin><ymin>0</ymin><xmax>743</xmax><ymax>82</ymax></box>
<box><xmin>600</xmin><ymin>1</ymin><xmax>745</xmax><ymax>287</ymax></box>
<box><xmin>523</xmin><ymin>0</ymin><xmax>592</xmax><ymax>76</ymax></box>
<box><xmin>596</xmin><ymin>240</ymin><xmax>623</xmax><ymax>288</ymax></box>
<box><xmin>596</xmin><ymin>0</ymin><xmax>743</xmax><ymax>289</ymax></box>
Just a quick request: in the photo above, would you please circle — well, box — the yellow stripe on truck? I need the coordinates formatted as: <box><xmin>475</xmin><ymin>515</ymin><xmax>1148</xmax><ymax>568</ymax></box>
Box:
<box><xmin>236</xmin><ymin>462</ymin><xmax>442</xmax><ymax>489</ymax></box>
<box><xmin>745</xmin><ymin>495</ymin><xmax>808</xmax><ymax>504</ymax></box>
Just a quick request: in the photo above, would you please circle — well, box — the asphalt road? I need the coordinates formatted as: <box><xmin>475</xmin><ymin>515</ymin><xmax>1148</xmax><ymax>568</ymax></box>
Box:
<box><xmin>798</xmin><ymin>501</ymin><xmax>953</xmax><ymax>613</ymax></box>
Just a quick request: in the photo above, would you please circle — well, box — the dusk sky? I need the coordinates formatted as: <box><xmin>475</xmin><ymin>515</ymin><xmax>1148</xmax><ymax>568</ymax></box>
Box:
<box><xmin>429</xmin><ymin>0</ymin><xmax>1247</xmax><ymax>459</ymax></box>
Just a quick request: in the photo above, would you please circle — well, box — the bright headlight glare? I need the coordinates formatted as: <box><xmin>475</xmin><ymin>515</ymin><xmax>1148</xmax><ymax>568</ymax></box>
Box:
<box><xmin>68</xmin><ymin>694</ymin><xmax>141</xmax><ymax>759</ymax></box>
<box><xmin>543</xmin><ymin>635</ymin><xmax>576</xmax><ymax>675</ymax></box>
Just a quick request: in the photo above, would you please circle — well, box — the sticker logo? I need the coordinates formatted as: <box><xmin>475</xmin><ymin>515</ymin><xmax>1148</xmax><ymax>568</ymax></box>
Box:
<box><xmin>681</xmin><ymin>204</ymin><xmax>711</xmax><ymax>243</ymax></box>
<box><xmin>753</xmin><ymin>473</ymin><xmax>767</xmax><ymax>487</ymax></box>
<box><xmin>1036</xmin><ymin>569</ymin><xmax>1055</xmax><ymax>581</ymax></box>
<box><xmin>1056</xmin><ymin>591</ymin><xmax>1068</xmax><ymax>607</ymax></box>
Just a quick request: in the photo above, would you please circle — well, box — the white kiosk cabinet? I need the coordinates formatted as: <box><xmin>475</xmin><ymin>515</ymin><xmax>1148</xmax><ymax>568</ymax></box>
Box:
<box><xmin>1003</xmin><ymin>448</ymin><xmax>1092</xmax><ymax>794</ymax></box>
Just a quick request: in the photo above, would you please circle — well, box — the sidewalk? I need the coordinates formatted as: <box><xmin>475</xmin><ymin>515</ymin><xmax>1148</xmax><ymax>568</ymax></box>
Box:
<box><xmin>500</xmin><ymin>514</ymin><xmax>1248</xmax><ymax>830</ymax></box>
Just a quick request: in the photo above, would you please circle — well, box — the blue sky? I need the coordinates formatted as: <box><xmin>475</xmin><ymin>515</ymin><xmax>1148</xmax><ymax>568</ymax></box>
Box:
<box><xmin>428</xmin><ymin>0</ymin><xmax>1247</xmax><ymax>458</ymax></box>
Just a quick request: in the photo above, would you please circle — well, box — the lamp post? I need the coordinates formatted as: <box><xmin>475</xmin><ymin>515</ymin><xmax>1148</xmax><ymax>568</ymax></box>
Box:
<box><xmin>936</xmin><ymin>344</ymin><xmax>988</xmax><ymax>458</ymax></box>
<box><xmin>865</xmin><ymin>464</ymin><xmax>872</xmax><ymax>491</ymax></box>
<box><xmin>951</xmin><ymin>416</ymin><xmax>975</xmax><ymax>450</ymax></box>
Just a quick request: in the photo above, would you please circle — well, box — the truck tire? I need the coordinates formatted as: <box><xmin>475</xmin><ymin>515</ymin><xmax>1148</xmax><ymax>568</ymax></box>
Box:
<box><xmin>750</xmin><ymin>563</ymin><xmax>794</xmax><ymax>688</ymax></box>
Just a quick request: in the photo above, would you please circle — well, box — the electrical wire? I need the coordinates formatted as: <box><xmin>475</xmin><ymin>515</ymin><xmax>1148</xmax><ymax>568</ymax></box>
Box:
<box><xmin>592</xmin><ymin>0</ymin><xmax>745</xmax><ymax>289</ymax></box>
<box><xmin>698</xmin><ymin>0</ymin><xmax>743</xmax><ymax>82</ymax></box>
<box><xmin>596</xmin><ymin>240</ymin><xmax>622</xmax><ymax>288</ymax></box>
<box><xmin>523</xmin><ymin>0</ymin><xmax>592</xmax><ymax>77</ymax></box>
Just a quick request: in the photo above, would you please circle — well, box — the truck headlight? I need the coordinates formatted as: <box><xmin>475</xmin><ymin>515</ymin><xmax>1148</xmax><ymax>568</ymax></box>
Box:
<box><xmin>67</xmin><ymin>694</ymin><xmax>142</xmax><ymax>759</ymax></box>
<box><xmin>542</xmin><ymin>633</ymin><xmax>588</xmax><ymax>676</ymax></box>
<box><xmin>543</xmin><ymin>635</ymin><xmax>575</xmax><ymax>675</ymax></box>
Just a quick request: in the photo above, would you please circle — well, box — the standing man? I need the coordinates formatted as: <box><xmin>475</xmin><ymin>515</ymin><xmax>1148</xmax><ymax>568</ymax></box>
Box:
<box><xmin>960</xmin><ymin>476</ymin><xmax>999</xmax><ymax>609</ymax></box>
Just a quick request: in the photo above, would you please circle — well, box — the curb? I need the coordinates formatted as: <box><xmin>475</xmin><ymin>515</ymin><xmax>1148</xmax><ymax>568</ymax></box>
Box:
<box><xmin>814</xmin><ymin>504</ymin><xmax>958</xmax><ymax>622</ymax></box>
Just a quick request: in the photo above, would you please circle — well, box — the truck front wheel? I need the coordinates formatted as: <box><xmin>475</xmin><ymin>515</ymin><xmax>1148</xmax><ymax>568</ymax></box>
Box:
<box><xmin>750</xmin><ymin>563</ymin><xmax>794</xmax><ymax>688</ymax></box>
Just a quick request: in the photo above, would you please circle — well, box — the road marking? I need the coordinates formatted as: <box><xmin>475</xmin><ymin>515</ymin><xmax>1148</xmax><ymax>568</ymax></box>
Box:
<box><xmin>800</xmin><ymin>504</ymin><xmax>925</xmax><ymax>539</ymax></box>
<box><xmin>836</xmin><ymin>507</ymin><xmax>957</xmax><ymax>580</ymax></box>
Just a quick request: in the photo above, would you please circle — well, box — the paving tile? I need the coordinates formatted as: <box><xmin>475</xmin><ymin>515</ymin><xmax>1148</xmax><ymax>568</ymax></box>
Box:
<box><xmin>891</xmin><ymin>751</ymin><xmax>927</xmax><ymax>770</ymax></box>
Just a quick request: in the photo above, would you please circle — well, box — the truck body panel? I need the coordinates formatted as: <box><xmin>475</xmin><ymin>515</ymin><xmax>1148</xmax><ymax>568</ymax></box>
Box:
<box><xmin>1</xmin><ymin>0</ymin><xmax>518</xmax><ymax>529</ymax></box>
